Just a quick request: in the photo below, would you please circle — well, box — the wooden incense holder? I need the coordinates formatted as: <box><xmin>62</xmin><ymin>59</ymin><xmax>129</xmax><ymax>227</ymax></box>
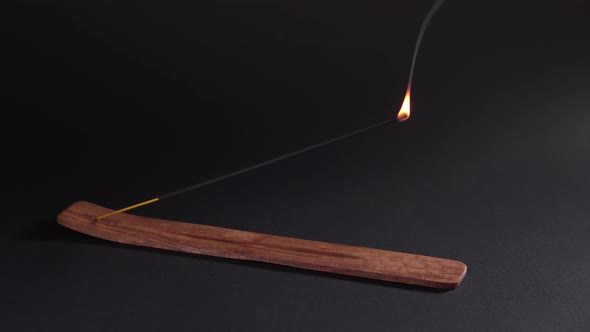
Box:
<box><xmin>57</xmin><ymin>201</ymin><xmax>467</xmax><ymax>289</ymax></box>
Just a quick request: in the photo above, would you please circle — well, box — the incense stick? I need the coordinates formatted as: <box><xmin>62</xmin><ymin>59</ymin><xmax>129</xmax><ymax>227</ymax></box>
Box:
<box><xmin>97</xmin><ymin>119</ymin><xmax>394</xmax><ymax>220</ymax></box>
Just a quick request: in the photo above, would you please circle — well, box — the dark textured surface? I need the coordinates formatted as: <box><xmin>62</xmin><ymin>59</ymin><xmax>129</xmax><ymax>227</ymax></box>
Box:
<box><xmin>3</xmin><ymin>0</ymin><xmax>590</xmax><ymax>330</ymax></box>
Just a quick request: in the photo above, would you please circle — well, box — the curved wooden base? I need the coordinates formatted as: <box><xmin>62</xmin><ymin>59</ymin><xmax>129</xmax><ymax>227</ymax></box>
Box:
<box><xmin>57</xmin><ymin>201</ymin><xmax>467</xmax><ymax>289</ymax></box>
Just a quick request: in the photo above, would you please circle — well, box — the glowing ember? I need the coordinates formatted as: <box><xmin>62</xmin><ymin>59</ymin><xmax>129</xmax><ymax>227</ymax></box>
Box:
<box><xmin>397</xmin><ymin>88</ymin><xmax>411</xmax><ymax>122</ymax></box>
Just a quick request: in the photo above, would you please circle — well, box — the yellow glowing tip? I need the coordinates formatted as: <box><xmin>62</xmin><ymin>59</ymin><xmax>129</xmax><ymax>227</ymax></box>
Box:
<box><xmin>397</xmin><ymin>88</ymin><xmax>411</xmax><ymax>122</ymax></box>
<box><xmin>96</xmin><ymin>198</ymin><xmax>160</xmax><ymax>220</ymax></box>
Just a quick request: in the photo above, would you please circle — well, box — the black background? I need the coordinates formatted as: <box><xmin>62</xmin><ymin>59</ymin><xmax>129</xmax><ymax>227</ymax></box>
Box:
<box><xmin>3</xmin><ymin>0</ymin><xmax>590</xmax><ymax>330</ymax></box>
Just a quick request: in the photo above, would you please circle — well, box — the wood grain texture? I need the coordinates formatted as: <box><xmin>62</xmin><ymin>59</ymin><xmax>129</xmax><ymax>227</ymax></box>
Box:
<box><xmin>57</xmin><ymin>201</ymin><xmax>467</xmax><ymax>289</ymax></box>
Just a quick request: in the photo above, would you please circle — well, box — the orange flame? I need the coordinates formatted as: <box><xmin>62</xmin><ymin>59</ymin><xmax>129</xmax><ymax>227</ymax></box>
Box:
<box><xmin>397</xmin><ymin>88</ymin><xmax>411</xmax><ymax>122</ymax></box>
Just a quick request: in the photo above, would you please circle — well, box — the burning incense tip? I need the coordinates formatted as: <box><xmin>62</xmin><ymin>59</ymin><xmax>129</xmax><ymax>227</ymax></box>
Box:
<box><xmin>397</xmin><ymin>88</ymin><xmax>411</xmax><ymax>122</ymax></box>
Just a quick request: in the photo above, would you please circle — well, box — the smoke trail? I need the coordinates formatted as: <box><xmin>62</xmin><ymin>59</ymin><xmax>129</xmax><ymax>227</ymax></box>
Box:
<box><xmin>407</xmin><ymin>0</ymin><xmax>446</xmax><ymax>89</ymax></box>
